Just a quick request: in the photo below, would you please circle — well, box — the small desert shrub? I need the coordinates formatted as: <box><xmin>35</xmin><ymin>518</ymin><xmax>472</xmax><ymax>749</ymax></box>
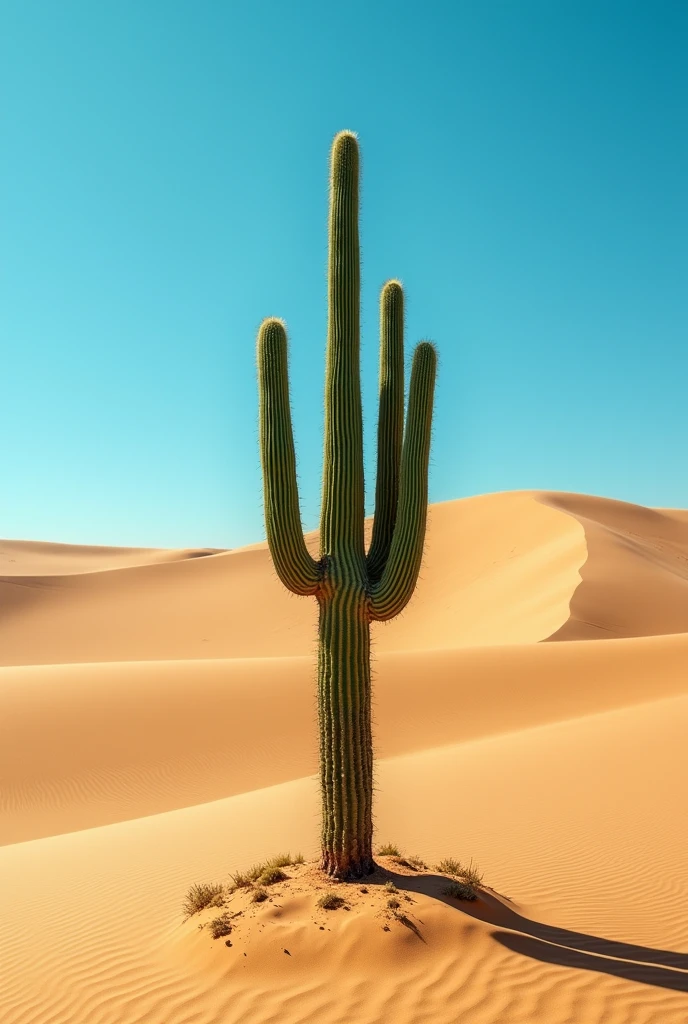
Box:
<box><xmin>437</xmin><ymin>858</ymin><xmax>483</xmax><ymax>887</ymax></box>
<box><xmin>406</xmin><ymin>855</ymin><xmax>427</xmax><ymax>871</ymax></box>
<box><xmin>266</xmin><ymin>853</ymin><xmax>293</xmax><ymax>868</ymax></box>
<box><xmin>377</xmin><ymin>842</ymin><xmax>401</xmax><ymax>857</ymax></box>
<box><xmin>393</xmin><ymin>853</ymin><xmax>427</xmax><ymax>870</ymax></box>
<box><xmin>436</xmin><ymin>857</ymin><xmax>462</xmax><ymax>876</ymax></box>
<box><xmin>252</xmin><ymin>887</ymin><xmax>268</xmax><ymax>903</ymax></box>
<box><xmin>383</xmin><ymin>880</ymin><xmax>398</xmax><ymax>894</ymax></box>
<box><xmin>442</xmin><ymin>882</ymin><xmax>478</xmax><ymax>902</ymax></box>
<box><xmin>231</xmin><ymin>853</ymin><xmax>302</xmax><ymax>890</ymax></box>
<box><xmin>258</xmin><ymin>865</ymin><xmax>288</xmax><ymax>886</ymax></box>
<box><xmin>208</xmin><ymin>913</ymin><xmax>233</xmax><ymax>939</ymax></box>
<box><xmin>461</xmin><ymin>861</ymin><xmax>483</xmax><ymax>887</ymax></box>
<box><xmin>183</xmin><ymin>882</ymin><xmax>224</xmax><ymax>919</ymax></box>
<box><xmin>387</xmin><ymin>897</ymin><xmax>400</xmax><ymax>910</ymax></box>
<box><xmin>230</xmin><ymin>863</ymin><xmax>265</xmax><ymax>889</ymax></box>
<box><xmin>317</xmin><ymin>892</ymin><xmax>345</xmax><ymax>910</ymax></box>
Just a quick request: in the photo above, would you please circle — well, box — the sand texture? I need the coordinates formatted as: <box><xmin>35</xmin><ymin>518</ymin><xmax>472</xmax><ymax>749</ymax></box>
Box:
<box><xmin>1</xmin><ymin>490</ymin><xmax>687</xmax><ymax>1023</ymax></box>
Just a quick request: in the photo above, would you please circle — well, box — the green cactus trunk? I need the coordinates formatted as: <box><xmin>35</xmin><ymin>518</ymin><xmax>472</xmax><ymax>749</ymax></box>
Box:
<box><xmin>317</xmin><ymin>579</ymin><xmax>374</xmax><ymax>877</ymax></box>
<box><xmin>257</xmin><ymin>130</ymin><xmax>437</xmax><ymax>880</ymax></box>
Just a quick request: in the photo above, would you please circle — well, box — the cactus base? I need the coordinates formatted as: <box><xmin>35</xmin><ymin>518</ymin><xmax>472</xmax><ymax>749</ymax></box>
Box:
<box><xmin>320</xmin><ymin>851</ymin><xmax>376</xmax><ymax>880</ymax></box>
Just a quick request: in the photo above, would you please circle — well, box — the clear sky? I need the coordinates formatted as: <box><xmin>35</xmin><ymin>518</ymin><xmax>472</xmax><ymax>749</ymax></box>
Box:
<box><xmin>2</xmin><ymin>1</ymin><xmax>687</xmax><ymax>549</ymax></box>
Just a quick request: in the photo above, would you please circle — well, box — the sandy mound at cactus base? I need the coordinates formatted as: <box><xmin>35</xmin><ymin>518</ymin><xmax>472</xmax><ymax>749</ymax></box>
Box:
<box><xmin>172</xmin><ymin>857</ymin><xmax>510</xmax><ymax>1021</ymax></box>
<box><xmin>1</xmin><ymin>490</ymin><xmax>688</xmax><ymax>1024</ymax></box>
<box><xmin>175</xmin><ymin>853</ymin><xmax>688</xmax><ymax>1024</ymax></box>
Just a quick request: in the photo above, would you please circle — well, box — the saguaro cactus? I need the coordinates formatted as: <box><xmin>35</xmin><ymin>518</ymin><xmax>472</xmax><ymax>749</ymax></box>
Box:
<box><xmin>257</xmin><ymin>131</ymin><xmax>437</xmax><ymax>879</ymax></box>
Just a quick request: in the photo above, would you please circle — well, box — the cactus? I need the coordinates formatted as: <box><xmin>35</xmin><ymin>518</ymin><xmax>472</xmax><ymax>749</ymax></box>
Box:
<box><xmin>257</xmin><ymin>131</ymin><xmax>437</xmax><ymax>879</ymax></box>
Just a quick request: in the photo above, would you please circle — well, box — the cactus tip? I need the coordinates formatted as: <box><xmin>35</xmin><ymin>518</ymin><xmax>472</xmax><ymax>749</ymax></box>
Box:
<box><xmin>333</xmin><ymin>128</ymin><xmax>359</xmax><ymax>144</ymax></box>
<box><xmin>415</xmin><ymin>340</ymin><xmax>438</xmax><ymax>363</ymax></box>
<box><xmin>257</xmin><ymin>318</ymin><xmax>288</xmax><ymax>356</ymax></box>
<box><xmin>331</xmin><ymin>130</ymin><xmax>360</xmax><ymax>164</ymax></box>
<box><xmin>380</xmin><ymin>279</ymin><xmax>404</xmax><ymax>320</ymax></box>
<box><xmin>260</xmin><ymin>316</ymin><xmax>287</xmax><ymax>331</ymax></box>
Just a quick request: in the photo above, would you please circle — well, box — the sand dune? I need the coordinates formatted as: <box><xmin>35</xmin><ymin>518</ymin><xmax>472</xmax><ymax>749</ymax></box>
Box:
<box><xmin>0</xmin><ymin>536</ymin><xmax>220</xmax><ymax>575</ymax></box>
<box><xmin>0</xmin><ymin>491</ymin><xmax>586</xmax><ymax>665</ymax></box>
<box><xmin>3</xmin><ymin>631</ymin><xmax>688</xmax><ymax>846</ymax></box>
<box><xmin>543</xmin><ymin>492</ymin><xmax>688</xmax><ymax>640</ymax></box>
<box><xmin>1</xmin><ymin>489</ymin><xmax>687</xmax><ymax>1023</ymax></box>
<box><xmin>4</xmin><ymin>489</ymin><xmax>688</xmax><ymax>669</ymax></box>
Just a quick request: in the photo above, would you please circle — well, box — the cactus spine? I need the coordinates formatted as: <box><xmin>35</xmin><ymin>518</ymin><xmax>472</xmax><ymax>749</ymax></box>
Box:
<box><xmin>257</xmin><ymin>131</ymin><xmax>437</xmax><ymax>878</ymax></box>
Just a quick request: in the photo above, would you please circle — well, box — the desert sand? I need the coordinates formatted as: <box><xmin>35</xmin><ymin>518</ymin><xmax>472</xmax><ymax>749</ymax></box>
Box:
<box><xmin>1</xmin><ymin>489</ymin><xmax>687</xmax><ymax>1023</ymax></box>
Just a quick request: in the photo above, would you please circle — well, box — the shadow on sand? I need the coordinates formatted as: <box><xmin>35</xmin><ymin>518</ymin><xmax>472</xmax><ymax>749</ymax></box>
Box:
<box><xmin>377</xmin><ymin>868</ymin><xmax>688</xmax><ymax>993</ymax></box>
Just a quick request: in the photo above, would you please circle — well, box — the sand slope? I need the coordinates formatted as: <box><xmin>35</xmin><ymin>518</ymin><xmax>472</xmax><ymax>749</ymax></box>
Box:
<box><xmin>0</xmin><ymin>491</ymin><xmax>586</xmax><ymax>665</ymax></box>
<box><xmin>1</xmin><ymin>490</ymin><xmax>687</xmax><ymax>1023</ymax></box>
<box><xmin>543</xmin><ymin>492</ymin><xmax>688</xmax><ymax>640</ymax></box>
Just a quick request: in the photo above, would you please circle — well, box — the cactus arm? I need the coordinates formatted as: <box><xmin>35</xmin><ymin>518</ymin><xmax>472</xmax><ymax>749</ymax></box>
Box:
<box><xmin>369</xmin><ymin>341</ymin><xmax>437</xmax><ymax>622</ymax></box>
<box><xmin>257</xmin><ymin>317</ymin><xmax>321</xmax><ymax>596</ymax></box>
<box><xmin>320</xmin><ymin>131</ymin><xmax>365</xmax><ymax>561</ymax></box>
<box><xmin>366</xmin><ymin>280</ymin><xmax>404</xmax><ymax>586</ymax></box>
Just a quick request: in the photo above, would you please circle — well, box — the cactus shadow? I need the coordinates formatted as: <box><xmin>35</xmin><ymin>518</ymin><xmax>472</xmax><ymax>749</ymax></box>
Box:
<box><xmin>493</xmin><ymin>929</ymin><xmax>688</xmax><ymax>993</ymax></box>
<box><xmin>377</xmin><ymin>869</ymin><xmax>688</xmax><ymax>993</ymax></box>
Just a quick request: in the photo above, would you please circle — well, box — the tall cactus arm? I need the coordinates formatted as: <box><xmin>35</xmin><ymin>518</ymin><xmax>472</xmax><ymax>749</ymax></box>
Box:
<box><xmin>320</xmin><ymin>131</ymin><xmax>365</xmax><ymax>561</ymax></box>
<box><xmin>257</xmin><ymin>318</ymin><xmax>321</xmax><ymax>596</ymax></box>
<box><xmin>368</xmin><ymin>341</ymin><xmax>437</xmax><ymax>621</ymax></box>
<box><xmin>366</xmin><ymin>280</ymin><xmax>405</xmax><ymax>586</ymax></box>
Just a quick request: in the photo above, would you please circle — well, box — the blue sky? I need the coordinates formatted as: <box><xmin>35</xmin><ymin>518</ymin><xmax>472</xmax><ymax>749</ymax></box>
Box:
<box><xmin>2</xmin><ymin>1</ymin><xmax>687</xmax><ymax>548</ymax></box>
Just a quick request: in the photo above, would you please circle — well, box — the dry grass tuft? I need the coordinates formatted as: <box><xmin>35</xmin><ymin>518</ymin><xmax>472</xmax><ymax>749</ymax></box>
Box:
<box><xmin>459</xmin><ymin>860</ymin><xmax>483</xmax><ymax>887</ymax></box>
<box><xmin>436</xmin><ymin>857</ymin><xmax>462</xmax><ymax>875</ymax></box>
<box><xmin>230</xmin><ymin>864</ymin><xmax>264</xmax><ymax>889</ymax></box>
<box><xmin>266</xmin><ymin>853</ymin><xmax>293</xmax><ymax>868</ymax></box>
<box><xmin>392</xmin><ymin>852</ymin><xmax>427</xmax><ymax>870</ymax></box>
<box><xmin>436</xmin><ymin>858</ymin><xmax>483</xmax><ymax>887</ymax></box>
<box><xmin>251</xmin><ymin>887</ymin><xmax>268</xmax><ymax>903</ymax></box>
<box><xmin>377</xmin><ymin>842</ymin><xmax>401</xmax><ymax>857</ymax></box>
<box><xmin>406</xmin><ymin>855</ymin><xmax>428</xmax><ymax>871</ymax></box>
<box><xmin>258</xmin><ymin>865</ymin><xmax>288</xmax><ymax>886</ymax></box>
<box><xmin>317</xmin><ymin>891</ymin><xmax>346</xmax><ymax>910</ymax></box>
<box><xmin>442</xmin><ymin>881</ymin><xmax>478</xmax><ymax>902</ymax></box>
<box><xmin>183</xmin><ymin>882</ymin><xmax>224</xmax><ymax>919</ymax></box>
<box><xmin>230</xmin><ymin>853</ymin><xmax>303</xmax><ymax>891</ymax></box>
<box><xmin>383</xmin><ymin>880</ymin><xmax>398</xmax><ymax>894</ymax></box>
<box><xmin>208</xmin><ymin>913</ymin><xmax>233</xmax><ymax>939</ymax></box>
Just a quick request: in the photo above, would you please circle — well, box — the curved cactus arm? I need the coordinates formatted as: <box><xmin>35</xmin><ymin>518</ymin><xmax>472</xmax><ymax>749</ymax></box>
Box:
<box><xmin>320</xmin><ymin>131</ymin><xmax>365</xmax><ymax>561</ymax></box>
<box><xmin>257</xmin><ymin>318</ymin><xmax>321</xmax><ymax>596</ymax></box>
<box><xmin>366</xmin><ymin>280</ymin><xmax>405</xmax><ymax>586</ymax></box>
<box><xmin>369</xmin><ymin>341</ymin><xmax>437</xmax><ymax>622</ymax></box>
